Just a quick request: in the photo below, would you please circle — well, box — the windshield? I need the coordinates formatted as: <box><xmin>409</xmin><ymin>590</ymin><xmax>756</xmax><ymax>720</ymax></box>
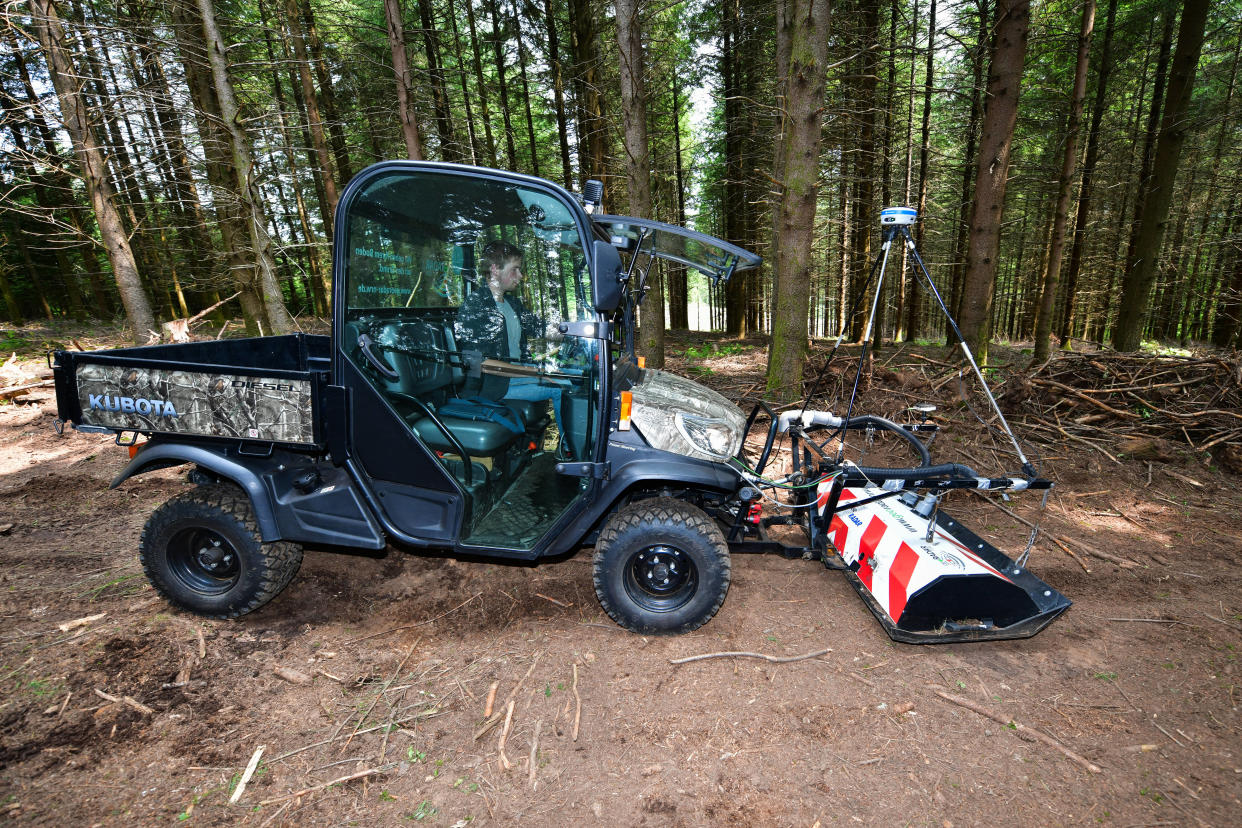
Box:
<box><xmin>591</xmin><ymin>215</ymin><xmax>761</xmax><ymax>281</ymax></box>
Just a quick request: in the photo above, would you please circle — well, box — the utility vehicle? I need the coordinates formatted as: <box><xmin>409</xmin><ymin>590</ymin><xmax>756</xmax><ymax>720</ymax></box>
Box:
<box><xmin>53</xmin><ymin>161</ymin><xmax>1069</xmax><ymax>642</ymax></box>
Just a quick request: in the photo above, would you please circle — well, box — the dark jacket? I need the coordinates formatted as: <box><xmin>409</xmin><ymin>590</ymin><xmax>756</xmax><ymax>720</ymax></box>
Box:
<box><xmin>454</xmin><ymin>286</ymin><xmax>541</xmax><ymax>362</ymax></box>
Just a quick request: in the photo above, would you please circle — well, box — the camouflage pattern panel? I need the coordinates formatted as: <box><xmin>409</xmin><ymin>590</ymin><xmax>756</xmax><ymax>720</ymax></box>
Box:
<box><xmin>74</xmin><ymin>363</ymin><xmax>316</xmax><ymax>445</ymax></box>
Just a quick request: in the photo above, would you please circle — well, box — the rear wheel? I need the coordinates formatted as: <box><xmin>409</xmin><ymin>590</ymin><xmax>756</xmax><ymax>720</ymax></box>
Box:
<box><xmin>140</xmin><ymin>485</ymin><xmax>303</xmax><ymax>619</ymax></box>
<box><xmin>593</xmin><ymin>498</ymin><xmax>731</xmax><ymax>634</ymax></box>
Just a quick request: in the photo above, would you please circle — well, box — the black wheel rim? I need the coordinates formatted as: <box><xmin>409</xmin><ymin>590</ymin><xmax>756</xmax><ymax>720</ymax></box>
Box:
<box><xmin>623</xmin><ymin>544</ymin><xmax>697</xmax><ymax>612</ymax></box>
<box><xmin>167</xmin><ymin>528</ymin><xmax>241</xmax><ymax>595</ymax></box>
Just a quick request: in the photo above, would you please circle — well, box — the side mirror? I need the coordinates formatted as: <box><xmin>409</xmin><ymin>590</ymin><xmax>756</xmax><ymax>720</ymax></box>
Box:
<box><xmin>591</xmin><ymin>239</ymin><xmax>624</xmax><ymax>313</ymax></box>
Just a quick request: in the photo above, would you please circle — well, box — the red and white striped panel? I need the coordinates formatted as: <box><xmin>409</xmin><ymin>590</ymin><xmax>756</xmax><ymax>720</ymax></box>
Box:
<box><xmin>816</xmin><ymin>483</ymin><xmax>1013</xmax><ymax>625</ymax></box>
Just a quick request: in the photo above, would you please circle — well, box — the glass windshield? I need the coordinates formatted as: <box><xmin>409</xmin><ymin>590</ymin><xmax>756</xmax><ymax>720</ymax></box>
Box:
<box><xmin>592</xmin><ymin>215</ymin><xmax>761</xmax><ymax>280</ymax></box>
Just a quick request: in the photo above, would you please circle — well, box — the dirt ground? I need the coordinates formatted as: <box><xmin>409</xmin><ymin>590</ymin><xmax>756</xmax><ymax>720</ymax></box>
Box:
<box><xmin>1</xmin><ymin>324</ymin><xmax>1240</xmax><ymax>827</ymax></box>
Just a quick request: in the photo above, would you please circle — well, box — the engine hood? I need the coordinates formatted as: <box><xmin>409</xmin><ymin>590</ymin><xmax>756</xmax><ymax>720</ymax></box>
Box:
<box><xmin>627</xmin><ymin>369</ymin><xmax>747</xmax><ymax>462</ymax></box>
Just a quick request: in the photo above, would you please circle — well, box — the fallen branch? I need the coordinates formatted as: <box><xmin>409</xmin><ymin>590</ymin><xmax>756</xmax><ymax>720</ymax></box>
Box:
<box><xmin>269</xmin><ymin>710</ymin><xmax>443</xmax><ymax>765</ymax></box>
<box><xmin>932</xmin><ymin>689</ymin><xmax>1101</xmax><ymax>774</ymax></box>
<box><xmin>528</xmin><ymin>719</ymin><xmax>541</xmax><ymax>790</ymax></box>
<box><xmin>534</xmin><ymin>592</ymin><xmax>571</xmax><ymax>608</ymax></box>
<box><xmin>57</xmin><ymin>612</ymin><xmax>106</xmax><ymax>633</ymax></box>
<box><xmin>1205</xmin><ymin>614</ymin><xmax>1242</xmax><ymax>632</ymax></box>
<box><xmin>315</xmin><ymin>668</ymin><xmax>346</xmax><ymax>683</ymax></box>
<box><xmin>472</xmin><ymin>711</ymin><xmax>505</xmax><ymax>741</ymax></box>
<box><xmin>483</xmin><ymin>680</ymin><xmax>499</xmax><ymax>719</ymax></box>
<box><xmin>0</xmin><ymin>380</ymin><xmax>53</xmax><ymax>401</ymax></box>
<box><xmin>1107</xmin><ymin>617</ymin><xmax>1181</xmax><ymax>624</ymax></box>
<box><xmin>273</xmin><ymin>666</ymin><xmax>313</xmax><ymax>686</ymax></box>
<box><xmin>669</xmin><ymin>647</ymin><xmax>832</xmax><ymax>666</ymax></box>
<box><xmin>504</xmin><ymin>651</ymin><xmax>543</xmax><ymax>707</ymax></box>
<box><xmin>343</xmin><ymin>638</ymin><xmax>420</xmax><ymax>751</ymax></box>
<box><xmin>94</xmin><ymin>688</ymin><xmax>154</xmax><ymax>715</ymax></box>
<box><xmin>571</xmin><ymin>663</ymin><xmax>582</xmax><ymax>742</ymax></box>
<box><xmin>258</xmin><ymin>767</ymin><xmax>382</xmax><ymax>806</ymax></box>
<box><xmin>497</xmin><ymin>700</ymin><xmax>515</xmax><ymax>770</ymax></box>
<box><xmin>229</xmin><ymin>745</ymin><xmax>266</xmax><ymax>804</ymax></box>
<box><xmin>1063</xmin><ymin>536</ymin><xmax>1140</xmax><ymax>569</ymax></box>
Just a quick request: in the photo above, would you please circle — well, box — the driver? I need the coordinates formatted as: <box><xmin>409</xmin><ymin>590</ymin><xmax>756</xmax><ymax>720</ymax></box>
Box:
<box><xmin>455</xmin><ymin>240</ymin><xmax>571</xmax><ymax>453</ymax></box>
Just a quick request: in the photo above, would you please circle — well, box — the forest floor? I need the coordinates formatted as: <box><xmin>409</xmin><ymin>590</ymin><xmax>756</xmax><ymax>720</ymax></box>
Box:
<box><xmin>1</xmin><ymin>321</ymin><xmax>1240</xmax><ymax>827</ymax></box>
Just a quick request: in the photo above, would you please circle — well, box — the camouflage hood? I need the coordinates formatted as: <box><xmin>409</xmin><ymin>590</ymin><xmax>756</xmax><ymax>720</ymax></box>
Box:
<box><xmin>627</xmin><ymin>369</ymin><xmax>746</xmax><ymax>463</ymax></box>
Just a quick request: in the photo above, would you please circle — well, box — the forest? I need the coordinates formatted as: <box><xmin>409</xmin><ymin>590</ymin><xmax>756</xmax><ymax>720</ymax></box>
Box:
<box><xmin>2</xmin><ymin>0</ymin><xmax>1240</xmax><ymax>399</ymax></box>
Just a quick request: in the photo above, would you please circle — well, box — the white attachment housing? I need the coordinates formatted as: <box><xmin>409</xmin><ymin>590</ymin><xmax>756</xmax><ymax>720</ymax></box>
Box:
<box><xmin>880</xmin><ymin>207</ymin><xmax>918</xmax><ymax>226</ymax></box>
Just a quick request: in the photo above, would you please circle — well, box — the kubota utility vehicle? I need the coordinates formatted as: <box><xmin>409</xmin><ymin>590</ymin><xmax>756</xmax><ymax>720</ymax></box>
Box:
<box><xmin>53</xmin><ymin>162</ymin><xmax>1069</xmax><ymax>642</ymax></box>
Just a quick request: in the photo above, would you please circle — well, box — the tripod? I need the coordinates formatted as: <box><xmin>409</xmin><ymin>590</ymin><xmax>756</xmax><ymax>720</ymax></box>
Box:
<box><xmin>807</xmin><ymin>209</ymin><xmax>1036</xmax><ymax>480</ymax></box>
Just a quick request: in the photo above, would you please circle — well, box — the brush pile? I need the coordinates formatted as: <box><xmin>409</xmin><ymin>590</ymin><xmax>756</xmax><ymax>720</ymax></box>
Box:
<box><xmin>995</xmin><ymin>351</ymin><xmax>1242</xmax><ymax>471</ymax></box>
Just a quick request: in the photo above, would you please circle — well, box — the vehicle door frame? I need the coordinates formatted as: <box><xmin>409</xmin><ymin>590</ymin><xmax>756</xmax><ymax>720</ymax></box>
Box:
<box><xmin>330</xmin><ymin>161</ymin><xmax>614</xmax><ymax>560</ymax></box>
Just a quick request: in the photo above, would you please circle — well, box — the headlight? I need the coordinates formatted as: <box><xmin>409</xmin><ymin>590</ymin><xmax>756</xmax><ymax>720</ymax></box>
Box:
<box><xmin>674</xmin><ymin>412</ymin><xmax>739</xmax><ymax>459</ymax></box>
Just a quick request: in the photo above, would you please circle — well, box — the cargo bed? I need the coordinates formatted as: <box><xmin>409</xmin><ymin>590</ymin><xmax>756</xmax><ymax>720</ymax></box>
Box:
<box><xmin>53</xmin><ymin>334</ymin><xmax>331</xmax><ymax>449</ymax></box>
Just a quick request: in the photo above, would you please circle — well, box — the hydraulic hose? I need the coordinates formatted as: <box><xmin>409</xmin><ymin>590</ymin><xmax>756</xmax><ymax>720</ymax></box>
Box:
<box><xmin>838</xmin><ymin>414</ymin><xmax>932</xmax><ymax>467</ymax></box>
<box><xmin>843</xmin><ymin>462</ymin><xmax>979</xmax><ymax>482</ymax></box>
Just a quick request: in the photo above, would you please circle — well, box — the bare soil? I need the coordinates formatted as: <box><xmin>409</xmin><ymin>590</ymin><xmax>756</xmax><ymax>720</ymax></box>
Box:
<box><xmin>1</xmin><ymin>324</ymin><xmax>1240</xmax><ymax>827</ymax></box>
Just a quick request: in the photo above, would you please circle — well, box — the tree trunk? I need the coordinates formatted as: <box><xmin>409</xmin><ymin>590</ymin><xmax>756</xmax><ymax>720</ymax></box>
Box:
<box><xmin>1212</xmin><ymin>203</ymin><xmax>1242</xmax><ymax>348</ymax></box>
<box><xmin>418</xmin><ymin>0</ymin><xmax>460</xmax><ymax>161</ymax></box>
<box><xmin>0</xmin><ymin>259</ymin><xmax>22</xmax><ymax>323</ymax></box>
<box><xmin>198</xmin><ymin>0</ymin><xmax>294</xmax><ymax>334</ymax></box>
<box><xmin>300</xmin><ymin>0</ymin><xmax>353</xmax><ymax>186</ymax></box>
<box><xmin>957</xmin><ymin>0</ymin><xmax>1029</xmax><ymax>365</ymax></box>
<box><xmin>445</xmin><ymin>0</ymin><xmax>480</xmax><ymax>164</ymax></box>
<box><xmin>385</xmin><ymin>0</ymin><xmax>425</xmax><ymax>160</ymax></box>
<box><xmin>285</xmin><ymin>0</ymin><xmax>338</xmax><ymax>232</ymax></box>
<box><xmin>1113</xmin><ymin>0</ymin><xmax>1210</xmax><ymax>351</ymax></box>
<box><xmin>1185</xmin><ymin>24</ymin><xmax>1241</xmax><ymax>344</ymax></box>
<box><xmin>511</xmin><ymin>0</ymin><xmax>541</xmax><ymax>175</ymax></box>
<box><xmin>488</xmin><ymin>0</ymin><xmax>519</xmax><ymax>168</ymax></box>
<box><xmin>847</xmin><ymin>5</ymin><xmax>880</xmax><ymax>344</ymax></box>
<box><xmin>947</xmin><ymin>0</ymin><xmax>988</xmax><ymax>343</ymax></box>
<box><xmin>544</xmin><ymin>0</ymin><xmax>574</xmax><ymax>188</ymax></box>
<box><xmin>908</xmin><ymin>0</ymin><xmax>936</xmax><ymax>341</ymax></box>
<box><xmin>1060</xmin><ymin>0</ymin><xmax>1117</xmax><ymax>347</ymax></box>
<box><xmin>765</xmin><ymin>0</ymin><xmax>832</xmax><ymax>403</ymax></box>
<box><xmin>722</xmin><ymin>0</ymin><xmax>747</xmax><ymax>335</ymax></box>
<box><xmin>29</xmin><ymin>0</ymin><xmax>155</xmax><ymax>342</ymax></box>
<box><xmin>466</xmin><ymin>0</ymin><xmax>498</xmax><ymax>166</ymax></box>
<box><xmin>569</xmin><ymin>0</ymin><xmax>606</xmax><ymax>188</ymax></box>
<box><xmin>260</xmin><ymin>0</ymin><xmax>329</xmax><ymax>314</ymax></box>
<box><xmin>1032</xmin><ymin>0</ymin><xmax>1095</xmax><ymax>362</ymax></box>
<box><xmin>617</xmin><ymin>0</ymin><xmax>662</xmax><ymax>367</ymax></box>
<box><xmin>668</xmin><ymin>76</ymin><xmax>689</xmax><ymax>329</ymax></box>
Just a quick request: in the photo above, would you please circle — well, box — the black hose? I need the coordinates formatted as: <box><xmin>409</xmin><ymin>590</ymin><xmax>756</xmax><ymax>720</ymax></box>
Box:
<box><xmin>839</xmin><ymin>414</ymin><xmax>932</xmax><ymax>466</ymax></box>
<box><xmin>843</xmin><ymin>462</ymin><xmax>979</xmax><ymax>482</ymax></box>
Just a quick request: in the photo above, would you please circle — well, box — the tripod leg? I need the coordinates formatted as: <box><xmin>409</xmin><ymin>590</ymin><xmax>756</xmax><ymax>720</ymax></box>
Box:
<box><xmin>800</xmin><ymin>230</ymin><xmax>896</xmax><ymax>416</ymax></box>
<box><xmin>901</xmin><ymin>227</ymin><xmax>1034</xmax><ymax>473</ymax></box>
<box><xmin>835</xmin><ymin>232</ymin><xmax>896</xmax><ymax>461</ymax></box>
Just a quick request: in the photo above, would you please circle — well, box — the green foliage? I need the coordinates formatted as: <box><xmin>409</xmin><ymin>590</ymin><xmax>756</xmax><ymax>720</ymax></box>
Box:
<box><xmin>404</xmin><ymin>801</ymin><xmax>438</xmax><ymax>821</ymax></box>
<box><xmin>683</xmin><ymin>342</ymin><xmax>752</xmax><ymax>361</ymax></box>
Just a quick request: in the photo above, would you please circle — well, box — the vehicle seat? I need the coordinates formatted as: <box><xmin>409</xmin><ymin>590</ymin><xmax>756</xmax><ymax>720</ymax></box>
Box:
<box><xmin>411</xmin><ymin>411</ymin><xmax>515</xmax><ymax>457</ymax></box>
<box><xmin>442</xmin><ymin>324</ymin><xmax>551</xmax><ymax>435</ymax></box>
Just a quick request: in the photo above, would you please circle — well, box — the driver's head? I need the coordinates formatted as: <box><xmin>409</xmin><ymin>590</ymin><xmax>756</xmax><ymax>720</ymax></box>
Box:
<box><xmin>482</xmin><ymin>240</ymin><xmax>524</xmax><ymax>295</ymax></box>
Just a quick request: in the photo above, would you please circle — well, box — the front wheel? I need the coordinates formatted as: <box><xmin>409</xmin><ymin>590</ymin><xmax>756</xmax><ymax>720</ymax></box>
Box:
<box><xmin>139</xmin><ymin>485</ymin><xmax>303</xmax><ymax>619</ymax></box>
<box><xmin>593</xmin><ymin>498</ymin><xmax>731</xmax><ymax>634</ymax></box>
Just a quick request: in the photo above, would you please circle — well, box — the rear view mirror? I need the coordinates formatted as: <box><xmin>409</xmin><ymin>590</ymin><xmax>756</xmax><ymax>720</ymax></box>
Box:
<box><xmin>591</xmin><ymin>239</ymin><xmax>624</xmax><ymax>313</ymax></box>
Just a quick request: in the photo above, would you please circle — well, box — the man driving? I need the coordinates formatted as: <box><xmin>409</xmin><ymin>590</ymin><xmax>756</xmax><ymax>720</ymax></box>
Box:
<box><xmin>455</xmin><ymin>240</ymin><xmax>570</xmax><ymax>453</ymax></box>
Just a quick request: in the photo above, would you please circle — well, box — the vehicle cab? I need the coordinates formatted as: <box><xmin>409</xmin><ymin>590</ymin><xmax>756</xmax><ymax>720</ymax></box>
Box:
<box><xmin>333</xmin><ymin>162</ymin><xmax>761</xmax><ymax>564</ymax></box>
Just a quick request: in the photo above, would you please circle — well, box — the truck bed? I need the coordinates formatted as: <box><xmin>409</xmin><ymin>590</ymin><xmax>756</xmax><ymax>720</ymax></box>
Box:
<box><xmin>53</xmin><ymin>334</ymin><xmax>331</xmax><ymax>449</ymax></box>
